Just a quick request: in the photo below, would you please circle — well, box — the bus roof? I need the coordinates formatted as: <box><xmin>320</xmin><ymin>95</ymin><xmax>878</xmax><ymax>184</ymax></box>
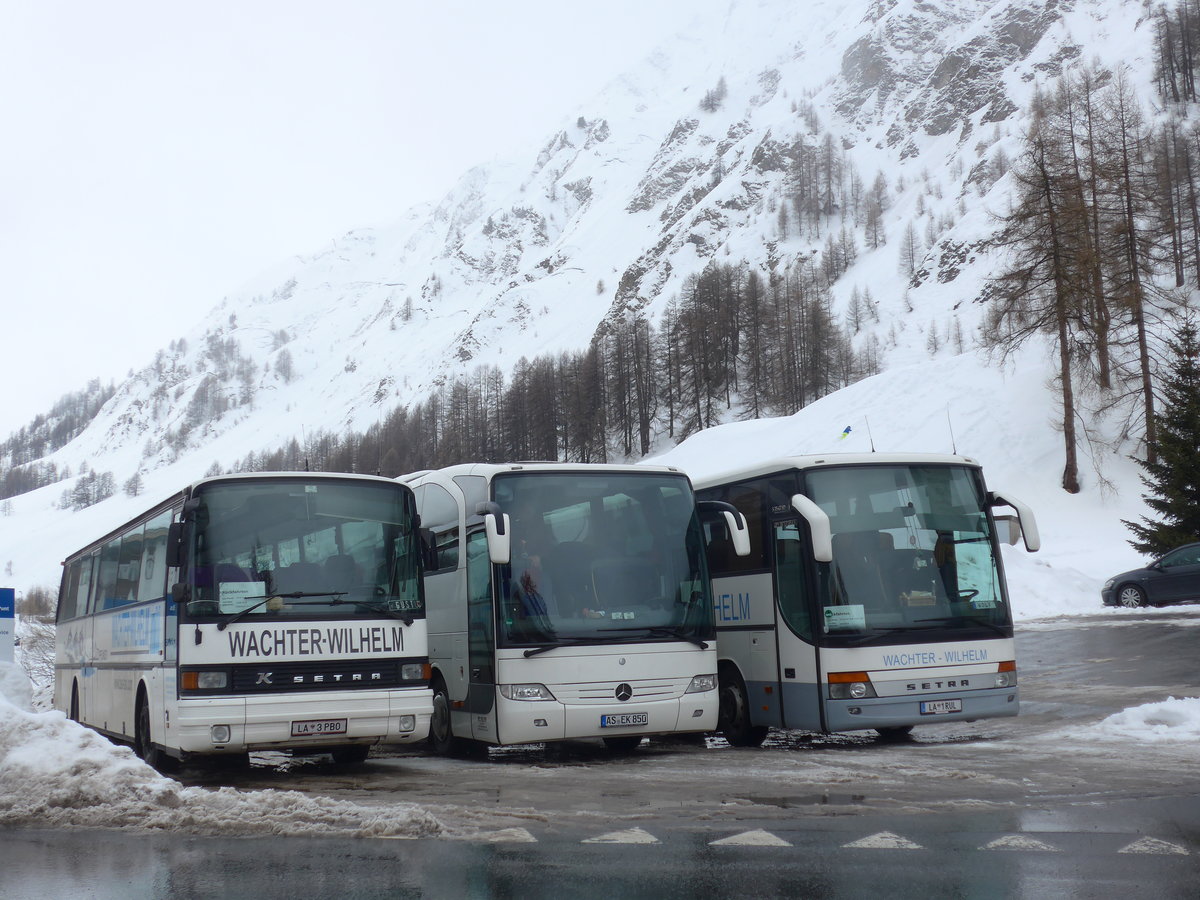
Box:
<box><xmin>400</xmin><ymin>461</ymin><xmax>684</xmax><ymax>483</ymax></box>
<box><xmin>689</xmin><ymin>452</ymin><xmax>982</xmax><ymax>491</ymax></box>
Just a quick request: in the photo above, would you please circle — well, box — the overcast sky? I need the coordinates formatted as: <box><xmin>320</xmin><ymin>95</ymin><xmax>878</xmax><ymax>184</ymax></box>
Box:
<box><xmin>0</xmin><ymin>1</ymin><xmax>724</xmax><ymax>435</ymax></box>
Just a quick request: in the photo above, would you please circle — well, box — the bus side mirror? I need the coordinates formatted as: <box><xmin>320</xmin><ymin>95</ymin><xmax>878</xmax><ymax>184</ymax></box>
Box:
<box><xmin>166</xmin><ymin>522</ymin><xmax>184</xmax><ymax>568</ymax></box>
<box><xmin>723</xmin><ymin>510</ymin><xmax>751</xmax><ymax>557</ymax></box>
<box><xmin>697</xmin><ymin>501</ymin><xmax>751</xmax><ymax>558</ymax></box>
<box><xmin>477</xmin><ymin>502</ymin><xmax>511</xmax><ymax>565</ymax></box>
<box><xmin>419</xmin><ymin>528</ymin><xmax>439</xmax><ymax>570</ymax></box>
<box><xmin>790</xmin><ymin>494</ymin><xmax>833</xmax><ymax>563</ymax></box>
<box><xmin>988</xmin><ymin>490</ymin><xmax>1040</xmax><ymax>553</ymax></box>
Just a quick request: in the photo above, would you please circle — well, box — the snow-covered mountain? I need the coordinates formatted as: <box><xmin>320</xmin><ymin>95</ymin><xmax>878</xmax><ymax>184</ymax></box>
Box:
<box><xmin>0</xmin><ymin>0</ymin><xmax>1171</xmax><ymax>597</ymax></box>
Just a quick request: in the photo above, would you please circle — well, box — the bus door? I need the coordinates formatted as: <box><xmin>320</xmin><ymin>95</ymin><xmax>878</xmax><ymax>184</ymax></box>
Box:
<box><xmin>772</xmin><ymin>518</ymin><xmax>824</xmax><ymax>732</ymax></box>
<box><xmin>464</xmin><ymin>529</ymin><xmax>498</xmax><ymax>741</ymax></box>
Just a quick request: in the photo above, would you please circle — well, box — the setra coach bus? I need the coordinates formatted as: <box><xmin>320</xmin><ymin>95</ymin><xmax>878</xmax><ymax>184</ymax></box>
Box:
<box><xmin>400</xmin><ymin>462</ymin><xmax>749</xmax><ymax>754</ymax></box>
<box><xmin>694</xmin><ymin>453</ymin><xmax>1038</xmax><ymax>745</ymax></box>
<box><xmin>54</xmin><ymin>472</ymin><xmax>431</xmax><ymax>769</ymax></box>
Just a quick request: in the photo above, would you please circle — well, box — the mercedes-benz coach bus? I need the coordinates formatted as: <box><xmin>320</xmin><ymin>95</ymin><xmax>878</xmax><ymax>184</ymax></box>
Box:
<box><xmin>54</xmin><ymin>472</ymin><xmax>431</xmax><ymax>769</ymax></box>
<box><xmin>400</xmin><ymin>462</ymin><xmax>749</xmax><ymax>754</ymax></box>
<box><xmin>694</xmin><ymin>454</ymin><xmax>1039</xmax><ymax>745</ymax></box>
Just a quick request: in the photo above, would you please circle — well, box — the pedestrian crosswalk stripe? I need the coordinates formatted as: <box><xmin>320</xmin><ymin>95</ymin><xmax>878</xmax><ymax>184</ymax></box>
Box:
<box><xmin>1119</xmin><ymin>837</ymin><xmax>1190</xmax><ymax>856</ymax></box>
<box><xmin>473</xmin><ymin>828</ymin><xmax>538</xmax><ymax>843</ymax></box>
<box><xmin>710</xmin><ymin>829</ymin><xmax>792</xmax><ymax>847</ymax></box>
<box><xmin>843</xmin><ymin>831</ymin><xmax>923</xmax><ymax>850</ymax></box>
<box><xmin>582</xmin><ymin>827</ymin><xmax>659</xmax><ymax>844</ymax></box>
<box><xmin>981</xmin><ymin>835</ymin><xmax>1061</xmax><ymax>852</ymax></box>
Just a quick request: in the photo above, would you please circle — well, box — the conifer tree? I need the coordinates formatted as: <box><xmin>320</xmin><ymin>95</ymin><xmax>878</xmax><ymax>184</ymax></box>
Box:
<box><xmin>1124</xmin><ymin>317</ymin><xmax>1200</xmax><ymax>555</ymax></box>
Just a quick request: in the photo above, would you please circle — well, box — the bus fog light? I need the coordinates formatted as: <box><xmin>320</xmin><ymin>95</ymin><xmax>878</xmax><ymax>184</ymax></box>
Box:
<box><xmin>534</xmin><ymin>718</ymin><xmax>548</xmax><ymax>727</ymax></box>
<box><xmin>500</xmin><ymin>683</ymin><xmax>556</xmax><ymax>701</ymax></box>
<box><xmin>686</xmin><ymin>674</ymin><xmax>717</xmax><ymax>693</ymax></box>
<box><xmin>398</xmin><ymin>715</ymin><xmax>416</xmax><ymax>733</ymax></box>
<box><xmin>692</xmin><ymin>708</ymin><xmax>704</xmax><ymax>718</ymax></box>
<box><xmin>210</xmin><ymin>725</ymin><xmax>231</xmax><ymax>743</ymax></box>
<box><xmin>401</xmin><ymin>664</ymin><xmax>425</xmax><ymax>681</ymax></box>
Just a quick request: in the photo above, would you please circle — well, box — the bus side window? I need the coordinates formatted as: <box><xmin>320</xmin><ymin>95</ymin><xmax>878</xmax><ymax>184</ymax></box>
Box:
<box><xmin>97</xmin><ymin>538</ymin><xmax>123</xmax><ymax>611</ymax></box>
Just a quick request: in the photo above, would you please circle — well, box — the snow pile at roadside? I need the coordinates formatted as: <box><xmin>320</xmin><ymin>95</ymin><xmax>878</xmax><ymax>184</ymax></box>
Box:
<box><xmin>1090</xmin><ymin>697</ymin><xmax>1200</xmax><ymax>743</ymax></box>
<box><xmin>0</xmin><ymin>665</ymin><xmax>446</xmax><ymax>836</ymax></box>
<box><xmin>0</xmin><ymin>661</ymin><xmax>33</xmax><ymax>712</ymax></box>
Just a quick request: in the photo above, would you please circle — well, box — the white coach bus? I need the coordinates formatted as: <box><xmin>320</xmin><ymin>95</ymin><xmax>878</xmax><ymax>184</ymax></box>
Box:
<box><xmin>400</xmin><ymin>462</ymin><xmax>748</xmax><ymax>754</ymax></box>
<box><xmin>54</xmin><ymin>472</ymin><xmax>432</xmax><ymax>769</ymax></box>
<box><xmin>693</xmin><ymin>454</ymin><xmax>1039</xmax><ymax>745</ymax></box>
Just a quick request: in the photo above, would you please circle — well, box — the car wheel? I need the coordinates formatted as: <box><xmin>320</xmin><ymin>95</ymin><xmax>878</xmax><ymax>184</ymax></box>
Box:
<box><xmin>1118</xmin><ymin>584</ymin><xmax>1147</xmax><ymax>608</ymax></box>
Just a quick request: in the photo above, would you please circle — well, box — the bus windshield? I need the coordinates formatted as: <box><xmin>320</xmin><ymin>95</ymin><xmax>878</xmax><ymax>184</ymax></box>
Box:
<box><xmin>181</xmin><ymin>478</ymin><xmax>423</xmax><ymax>621</ymax></box>
<box><xmin>804</xmin><ymin>464</ymin><xmax>1009</xmax><ymax>643</ymax></box>
<box><xmin>492</xmin><ymin>472</ymin><xmax>713</xmax><ymax>647</ymax></box>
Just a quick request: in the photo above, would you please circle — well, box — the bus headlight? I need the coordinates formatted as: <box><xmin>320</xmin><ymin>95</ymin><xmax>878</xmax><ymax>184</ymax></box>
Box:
<box><xmin>995</xmin><ymin>661</ymin><xmax>1017</xmax><ymax>688</ymax></box>
<box><xmin>400</xmin><ymin>663</ymin><xmax>429</xmax><ymax>681</ymax></box>
<box><xmin>686</xmin><ymin>674</ymin><xmax>718</xmax><ymax>693</ymax></box>
<box><xmin>182</xmin><ymin>670</ymin><xmax>228</xmax><ymax>691</ymax></box>
<box><xmin>828</xmin><ymin>672</ymin><xmax>877</xmax><ymax>700</ymax></box>
<box><xmin>500</xmin><ymin>683</ymin><xmax>556</xmax><ymax>701</ymax></box>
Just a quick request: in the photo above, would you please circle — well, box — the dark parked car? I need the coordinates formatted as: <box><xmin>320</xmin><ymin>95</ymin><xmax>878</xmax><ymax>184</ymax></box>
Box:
<box><xmin>1102</xmin><ymin>542</ymin><xmax>1200</xmax><ymax>608</ymax></box>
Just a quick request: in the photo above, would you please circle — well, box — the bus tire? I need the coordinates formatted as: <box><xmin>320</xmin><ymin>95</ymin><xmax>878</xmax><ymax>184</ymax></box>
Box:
<box><xmin>69</xmin><ymin>682</ymin><xmax>80</xmax><ymax>723</ymax></box>
<box><xmin>718</xmin><ymin>668</ymin><xmax>768</xmax><ymax>748</ymax></box>
<box><xmin>876</xmin><ymin>725</ymin><xmax>914</xmax><ymax>740</ymax></box>
<box><xmin>428</xmin><ymin>676</ymin><xmax>477</xmax><ymax>757</ymax></box>
<box><xmin>135</xmin><ymin>689</ymin><xmax>177</xmax><ymax>774</ymax></box>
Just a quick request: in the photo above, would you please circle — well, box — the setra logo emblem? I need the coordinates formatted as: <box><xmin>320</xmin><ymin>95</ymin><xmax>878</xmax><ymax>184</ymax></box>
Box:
<box><xmin>615</xmin><ymin>683</ymin><xmax>633</xmax><ymax>702</ymax></box>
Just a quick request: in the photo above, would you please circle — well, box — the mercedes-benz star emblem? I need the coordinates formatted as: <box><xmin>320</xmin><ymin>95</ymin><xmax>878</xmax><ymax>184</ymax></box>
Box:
<box><xmin>615</xmin><ymin>683</ymin><xmax>633</xmax><ymax>702</ymax></box>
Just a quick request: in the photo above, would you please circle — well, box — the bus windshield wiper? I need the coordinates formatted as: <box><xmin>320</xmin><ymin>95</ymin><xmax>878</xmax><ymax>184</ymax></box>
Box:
<box><xmin>912</xmin><ymin>616</ymin><xmax>1010</xmax><ymax>637</ymax></box>
<box><xmin>597</xmin><ymin>625</ymin><xmax>709</xmax><ymax>649</ymax></box>
<box><xmin>216</xmin><ymin>592</ymin><xmax>347</xmax><ymax>630</ymax></box>
<box><xmin>352</xmin><ymin>600</ymin><xmax>416</xmax><ymax>626</ymax></box>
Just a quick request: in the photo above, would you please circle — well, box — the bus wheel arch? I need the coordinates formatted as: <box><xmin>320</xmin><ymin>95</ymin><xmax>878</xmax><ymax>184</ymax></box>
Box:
<box><xmin>69</xmin><ymin>681</ymin><xmax>80</xmax><ymax>722</ymax></box>
<box><xmin>717</xmin><ymin>663</ymin><xmax>768</xmax><ymax>748</ymax></box>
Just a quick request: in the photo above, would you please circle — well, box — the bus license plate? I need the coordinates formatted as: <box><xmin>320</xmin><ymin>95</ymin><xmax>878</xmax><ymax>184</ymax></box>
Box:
<box><xmin>919</xmin><ymin>699</ymin><xmax>962</xmax><ymax>715</ymax></box>
<box><xmin>600</xmin><ymin>713</ymin><xmax>648</xmax><ymax>728</ymax></box>
<box><xmin>292</xmin><ymin>718</ymin><xmax>348</xmax><ymax>737</ymax></box>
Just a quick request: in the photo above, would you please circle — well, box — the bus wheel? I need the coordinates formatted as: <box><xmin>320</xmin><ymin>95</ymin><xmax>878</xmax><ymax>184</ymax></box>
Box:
<box><xmin>330</xmin><ymin>744</ymin><xmax>371</xmax><ymax>765</ymax></box>
<box><xmin>602</xmin><ymin>736</ymin><xmax>643</xmax><ymax>755</ymax></box>
<box><xmin>876</xmin><ymin>725</ymin><xmax>914</xmax><ymax>741</ymax></box>
<box><xmin>428</xmin><ymin>677</ymin><xmax>477</xmax><ymax>757</ymax></box>
<box><xmin>135</xmin><ymin>692</ymin><xmax>177</xmax><ymax>773</ymax></box>
<box><xmin>69</xmin><ymin>683</ymin><xmax>80</xmax><ymax>723</ymax></box>
<box><xmin>718</xmin><ymin>670</ymin><xmax>768</xmax><ymax>748</ymax></box>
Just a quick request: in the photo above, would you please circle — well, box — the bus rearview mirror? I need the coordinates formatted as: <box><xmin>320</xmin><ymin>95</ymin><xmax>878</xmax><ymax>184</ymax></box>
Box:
<box><xmin>790</xmin><ymin>494</ymin><xmax>833</xmax><ymax>563</ymax></box>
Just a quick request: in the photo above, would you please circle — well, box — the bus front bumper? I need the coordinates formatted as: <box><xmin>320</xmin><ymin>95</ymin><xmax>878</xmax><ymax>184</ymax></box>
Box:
<box><xmin>822</xmin><ymin>685</ymin><xmax>1019</xmax><ymax>733</ymax></box>
<box><xmin>495</xmin><ymin>692</ymin><xmax>718</xmax><ymax>745</ymax></box>
<box><xmin>173</xmin><ymin>689</ymin><xmax>433</xmax><ymax>754</ymax></box>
